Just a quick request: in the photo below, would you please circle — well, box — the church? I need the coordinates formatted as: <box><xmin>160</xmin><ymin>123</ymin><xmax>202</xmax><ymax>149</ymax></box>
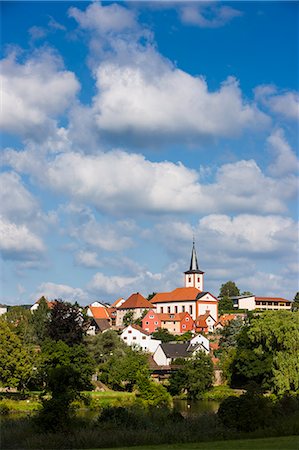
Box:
<box><xmin>150</xmin><ymin>242</ymin><xmax>219</xmax><ymax>322</ymax></box>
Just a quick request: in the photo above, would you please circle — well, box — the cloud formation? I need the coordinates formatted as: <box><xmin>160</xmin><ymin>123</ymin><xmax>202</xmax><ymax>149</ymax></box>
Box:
<box><xmin>255</xmin><ymin>85</ymin><xmax>299</xmax><ymax>121</ymax></box>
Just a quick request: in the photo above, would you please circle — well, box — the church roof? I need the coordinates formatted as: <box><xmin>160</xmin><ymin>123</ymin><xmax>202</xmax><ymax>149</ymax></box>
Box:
<box><xmin>151</xmin><ymin>287</ymin><xmax>201</xmax><ymax>303</ymax></box>
<box><xmin>118</xmin><ymin>293</ymin><xmax>153</xmax><ymax>309</ymax></box>
<box><xmin>184</xmin><ymin>241</ymin><xmax>204</xmax><ymax>274</ymax></box>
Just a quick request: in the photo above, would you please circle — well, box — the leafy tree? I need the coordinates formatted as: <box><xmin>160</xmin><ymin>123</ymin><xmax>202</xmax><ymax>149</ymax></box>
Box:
<box><xmin>123</xmin><ymin>311</ymin><xmax>134</xmax><ymax>327</ymax></box>
<box><xmin>219</xmin><ymin>281</ymin><xmax>240</xmax><ymax>298</ymax></box>
<box><xmin>152</xmin><ymin>328</ymin><xmax>174</xmax><ymax>343</ymax></box>
<box><xmin>41</xmin><ymin>340</ymin><xmax>94</xmax><ymax>391</ymax></box>
<box><xmin>3</xmin><ymin>306</ymin><xmax>35</xmax><ymax>344</ymax></box>
<box><xmin>229</xmin><ymin>311</ymin><xmax>299</xmax><ymax>394</ymax></box>
<box><xmin>134</xmin><ymin>309</ymin><xmax>149</xmax><ymax>327</ymax></box>
<box><xmin>147</xmin><ymin>292</ymin><xmax>157</xmax><ymax>301</ymax></box>
<box><xmin>100</xmin><ymin>347</ymin><xmax>148</xmax><ymax>391</ymax></box>
<box><xmin>168</xmin><ymin>352</ymin><xmax>214</xmax><ymax>399</ymax></box>
<box><xmin>218</xmin><ymin>295</ymin><xmax>234</xmax><ymax>314</ymax></box>
<box><xmin>175</xmin><ymin>331</ymin><xmax>193</xmax><ymax>342</ymax></box>
<box><xmin>292</xmin><ymin>292</ymin><xmax>299</xmax><ymax>311</ymax></box>
<box><xmin>0</xmin><ymin>320</ymin><xmax>37</xmax><ymax>390</ymax></box>
<box><xmin>85</xmin><ymin>330</ymin><xmax>127</xmax><ymax>365</ymax></box>
<box><xmin>219</xmin><ymin>317</ymin><xmax>244</xmax><ymax>350</ymax></box>
<box><xmin>47</xmin><ymin>300</ymin><xmax>88</xmax><ymax>346</ymax></box>
<box><xmin>31</xmin><ymin>297</ymin><xmax>51</xmax><ymax>343</ymax></box>
<box><xmin>241</xmin><ymin>291</ymin><xmax>253</xmax><ymax>296</ymax></box>
<box><xmin>136</xmin><ymin>373</ymin><xmax>172</xmax><ymax>407</ymax></box>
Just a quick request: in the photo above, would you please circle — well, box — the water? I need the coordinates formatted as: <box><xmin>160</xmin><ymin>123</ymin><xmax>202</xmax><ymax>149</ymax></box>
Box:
<box><xmin>173</xmin><ymin>399</ymin><xmax>220</xmax><ymax>417</ymax></box>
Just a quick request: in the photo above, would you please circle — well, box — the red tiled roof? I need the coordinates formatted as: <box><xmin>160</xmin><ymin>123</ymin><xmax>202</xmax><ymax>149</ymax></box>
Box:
<box><xmin>210</xmin><ymin>341</ymin><xmax>219</xmax><ymax>350</ymax></box>
<box><xmin>111</xmin><ymin>297</ymin><xmax>125</xmax><ymax>307</ymax></box>
<box><xmin>107</xmin><ymin>307</ymin><xmax>116</xmax><ymax>318</ymax></box>
<box><xmin>151</xmin><ymin>287</ymin><xmax>201</xmax><ymax>303</ymax></box>
<box><xmin>159</xmin><ymin>312</ymin><xmax>191</xmax><ymax>322</ymax></box>
<box><xmin>130</xmin><ymin>324</ymin><xmax>151</xmax><ymax>335</ymax></box>
<box><xmin>118</xmin><ymin>293</ymin><xmax>153</xmax><ymax>309</ymax></box>
<box><xmin>89</xmin><ymin>306</ymin><xmax>110</xmax><ymax>319</ymax></box>
<box><xmin>218</xmin><ymin>314</ymin><xmax>237</xmax><ymax>325</ymax></box>
<box><xmin>255</xmin><ymin>297</ymin><xmax>291</xmax><ymax>302</ymax></box>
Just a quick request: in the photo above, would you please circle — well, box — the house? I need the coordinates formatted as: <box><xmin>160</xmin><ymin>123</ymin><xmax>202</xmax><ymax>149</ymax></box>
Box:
<box><xmin>120</xmin><ymin>324</ymin><xmax>161</xmax><ymax>353</ymax></box>
<box><xmin>150</xmin><ymin>243</ymin><xmax>219</xmax><ymax>322</ymax></box>
<box><xmin>189</xmin><ymin>333</ymin><xmax>210</xmax><ymax>353</ymax></box>
<box><xmin>30</xmin><ymin>296</ymin><xmax>56</xmax><ymax>312</ymax></box>
<box><xmin>106</xmin><ymin>307</ymin><xmax>117</xmax><ymax>326</ymax></box>
<box><xmin>153</xmin><ymin>341</ymin><xmax>207</xmax><ymax>366</ymax></box>
<box><xmin>116</xmin><ymin>293</ymin><xmax>154</xmax><ymax>327</ymax></box>
<box><xmin>195</xmin><ymin>311</ymin><xmax>216</xmax><ymax>333</ymax></box>
<box><xmin>215</xmin><ymin>313</ymin><xmax>246</xmax><ymax>330</ymax></box>
<box><xmin>86</xmin><ymin>303</ymin><xmax>111</xmax><ymax>320</ymax></box>
<box><xmin>231</xmin><ymin>295</ymin><xmax>292</xmax><ymax>311</ymax></box>
<box><xmin>0</xmin><ymin>304</ymin><xmax>7</xmax><ymax>316</ymax></box>
<box><xmin>86</xmin><ymin>318</ymin><xmax>111</xmax><ymax>335</ymax></box>
<box><xmin>142</xmin><ymin>310</ymin><xmax>194</xmax><ymax>334</ymax></box>
<box><xmin>111</xmin><ymin>297</ymin><xmax>126</xmax><ymax>308</ymax></box>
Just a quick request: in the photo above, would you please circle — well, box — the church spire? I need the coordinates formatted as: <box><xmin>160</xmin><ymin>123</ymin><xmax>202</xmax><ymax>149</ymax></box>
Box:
<box><xmin>190</xmin><ymin>239</ymin><xmax>199</xmax><ymax>271</ymax></box>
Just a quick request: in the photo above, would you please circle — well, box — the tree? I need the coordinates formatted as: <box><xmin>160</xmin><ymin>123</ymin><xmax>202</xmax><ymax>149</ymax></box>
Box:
<box><xmin>85</xmin><ymin>330</ymin><xmax>127</xmax><ymax>365</ymax></box>
<box><xmin>168</xmin><ymin>352</ymin><xmax>214</xmax><ymax>399</ymax></box>
<box><xmin>136</xmin><ymin>373</ymin><xmax>172</xmax><ymax>407</ymax></box>
<box><xmin>147</xmin><ymin>292</ymin><xmax>157</xmax><ymax>301</ymax></box>
<box><xmin>219</xmin><ymin>317</ymin><xmax>244</xmax><ymax>350</ymax></box>
<box><xmin>229</xmin><ymin>311</ymin><xmax>299</xmax><ymax>394</ymax></box>
<box><xmin>0</xmin><ymin>320</ymin><xmax>37</xmax><ymax>390</ymax></box>
<box><xmin>47</xmin><ymin>300</ymin><xmax>88</xmax><ymax>346</ymax></box>
<box><xmin>219</xmin><ymin>281</ymin><xmax>240</xmax><ymax>298</ymax></box>
<box><xmin>123</xmin><ymin>311</ymin><xmax>134</xmax><ymax>327</ymax></box>
<box><xmin>152</xmin><ymin>328</ymin><xmax>174</xmax><ymax>343</ymax></box>
<box><xmin>218</xmin><ymin>295</ymin><xmax>234</xmax><ymax>314</ymax></box>
<box><xmin>3</xmin><ymin>306</ymin><xmax>35</xmax><ymax>344</ymax></box>
<box><xmin>134</xmin><ymin>309</ymin><xmax>148</xmax><ymax>327</ymax></box>
<box><xmin>292</xmin><ymin>292</ymin><xmax>299</xmax><ymax>311</ymax></box>
<box><xmin>31</xmin><ymin>297</ymin><xmax>51</xmax><ymax>343</ymax></box>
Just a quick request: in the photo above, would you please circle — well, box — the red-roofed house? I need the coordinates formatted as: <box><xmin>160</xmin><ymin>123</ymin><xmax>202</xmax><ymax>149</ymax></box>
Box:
<box><xmin>30</xmin><ymin>296</ymin><xmax>56</xmax><ymax>312</ymax></box>
<box><xmin>142</xmin><ymin>310</ymin><xmax>194</xmax><ymax>334</ymax></box>
<box><xmin>116</xmin><ymin>293</ymin><xmax>154</xmax><ymax>326</ymax></box>
<box><xmin>195</xmin><ymin>311</ymin><xmax>216</xmax><ymax>333</ymax></box>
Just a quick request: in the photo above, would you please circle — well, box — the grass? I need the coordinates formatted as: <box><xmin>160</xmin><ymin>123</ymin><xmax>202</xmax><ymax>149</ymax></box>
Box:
<box><xmin>88</xmin><ymin>436</ymin><xmax>299</xmax><ymax>450</ymax></box>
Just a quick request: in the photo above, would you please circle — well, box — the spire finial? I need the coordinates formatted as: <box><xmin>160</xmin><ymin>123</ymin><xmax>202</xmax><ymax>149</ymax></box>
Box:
<box><xmin>190</xmin><ymin>238</ymin><xmax>199</xmax><ymax>271</ymax></box>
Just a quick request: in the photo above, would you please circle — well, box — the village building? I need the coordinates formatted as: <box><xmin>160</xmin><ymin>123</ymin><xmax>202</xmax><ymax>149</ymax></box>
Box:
<box><xmin>120</xmin><ymin>324</ymin><xmax>161</xmax><ymax>353</ymax></box>
<box><xmin>30</xmin><ymin>296</ymin><xmax>56</xmax><ymax>312</ymax></box>
<box><xmin>116</xmin><ymin>292</ymin><xmax>154</xmax><ymax>327</ymax></box>
<box><xmin>231</xmin><ymin>295</ymin><xmax>292</xmax><ymax>311</ymax></box>
<box><xmin>150</xmin><ymin>242</ymin><xmax>218</xmax><ymax>322</ymax></box>
<box><xmin>195</xmin><ymin>311</ymin><xmax>216</xmax><ymax>333</ymax></box>
<box><xmin>0</xmin><ymin>304</ymin><xmax>7</xmax><ymax>316</ymax></box>
<box><xmin>153</xmin><ymin>340</ymin><xmax>208</xmax><ymax>366</ymax></box>
<box><xmin>86</xmin><ymin>317</ymin><xmax>111</xmax><ymax>335</ymax></box>
<box><xmin>142</xmin><ymin>309</ymin><xmax>194</xmax><ymax>334</ymax></box>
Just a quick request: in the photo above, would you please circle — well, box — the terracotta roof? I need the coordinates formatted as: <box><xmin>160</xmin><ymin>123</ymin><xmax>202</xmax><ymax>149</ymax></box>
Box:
<box><xmin>111</xmin><ymin>297</ymin><xmax>125</xmax><ymax>308</ymax></box>
<box><xmin>151</xmin><ymin>287</ymin><xmax>201</xmax><ymax>303</ymax></box>
<box><xmin>159</xmin><ymin>312</ymin><xmax>191</xmax><ymax>322</ymax></box>
<box><xmin>195</xmin><ymin>312</ymin><xmax>215</xmax><ymax>328</ymax></box>
<box><xmin>129</xmin><ymin>324</ymin><xmax>151</xmax><ymax>336</ymax></box>
<box><xmin>210</xmin><ymin>341</ymin><xmax>219</xmax><ymax>350</ymax></box>
<box><xmin>89</xmin><ymin>306</ymin><xmax>110</xmax><ymax>319</ymax></box>
<box><xmin>255</xmin><ymin>297</ymin><xmax>291</xmax><ymax>302</ymax></box>
<box><xmin>118</xmin><ymin>293</ymin><xmax>153</xmax><ymax>309</ymax></box>
<box><xmin>107</xmin><ymin>307</ymin><xmax>116</xmax><ymax>318</ymax></box>
<box><xmin>217</xmin><ymin>314</ymin><xmax>237</xmax><ymax>326</ymax></box>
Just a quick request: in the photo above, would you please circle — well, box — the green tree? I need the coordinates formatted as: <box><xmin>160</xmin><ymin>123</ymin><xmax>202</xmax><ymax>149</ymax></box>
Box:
<box><xmin>292</xmin><ymin>292</ymin><xmax>299</xmax><ymax>311</ymax></box>
<box><xmin>152</xmin><ymin>328</ymin><xmax>174</xmax><ymax>343</ymax></box>
<box><xmin>123</xmin><ymin>311</ymin><xmax>134</xmax><ymax>326</ymax></box>
<box><xmin>3</xmin><ymin>306</ymin><xmax>35</xmax><ymax>344</ymax></box>
<box><xmin>218</xmin><ymin>295</ymin><xmax>234</xmax><ymax>314</ymax></box>
<box><xmin>47</xmin><ymin>300</ymin><xmax>88</xmax><ymax>346</ymax></box>
<box><xmin>85</xmin><ymin>330</ymin><xmax>127</xmax><ymax>365</ymax></box>
<box><xmin>219</xmin><ymin>317</ymin><xmax>244</xmax><ymax>350</ymax></box>
<box><xmin>219</xmin><ymin>281</ymin><xmax>240</xmax><ymax>298</ymax></box>
<box><xmin>0</xmin><ymin>320</ymin><xmax>37</xmax><ymax>390</ymax></box>
<box><xmin>147</xmin><ymin>292</ymin><xmax>157</xmax><ymax>301</ymax></box>
<box><xmin>134</xmin><ymin>309</ymin><xmax>149</xmax><ymax>327</ymax></box>
<box><xmin>136</xmin><ymin>373</ymin><xmax>172</xmax><ymax>407</ymax></box>
<box><xmin>31</xmin><ymin>297</ymin><xmax>51</xmax><ymax>343</ymax></box>
<box><xmin>168</xmin><ymin>352</ymin><xmax>214</xmax><ymax>399</ymax></box>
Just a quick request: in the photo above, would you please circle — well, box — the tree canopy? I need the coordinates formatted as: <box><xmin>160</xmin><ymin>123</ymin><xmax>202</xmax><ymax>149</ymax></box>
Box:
<box><xmin>219</xmin><ymin>281</ymin><xmax>240</xmax><ymax>298</ymax></box>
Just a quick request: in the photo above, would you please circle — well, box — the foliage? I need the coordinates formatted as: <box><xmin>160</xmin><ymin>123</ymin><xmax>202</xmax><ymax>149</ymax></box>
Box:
<box><xmin>41</xmin><ymin>340</ymin><xmax>94</xmax><ymax>392</ymax></box>
<box><xmin>85</xmin><ymin>330</ymin><xmax>127</xmax><ymax>365</ymax></box>
<box><xmin>99</xmin><ymin>347</ymin><xmax>149</xmax><ymax>391</ymax></box>
<box><xmin>0</xmin><ymin>320</ymin><xmax>37</xmax><ymax>390</ymax></box>
<box><xmin>134</xmin><ymin>309</ymin><xmax>149</xmax><ymax>327</ymax></box>
<box><xmin>136</xmin><ymin>374</ymin><xmax>172</xmax><ymax>407</ymax></box>
<box><xmin>147</xmin><ymin>292</ymin><xmax>157</xmax><ymax>301</ymax></box>
<box><xmin>219</xmin><ymin>281</ymin><xmax>240</xmax><ymax>298</ymax></box>
<box><xmin>3</xmin><ymin>306</ymin><xmax>35</xmax><ymax>344</ymax></box>
<box><xmin>123</xmin><ymin>311</ymin><xmax>134</xmax><ymax>326</ymax></box>
<box><xmin>30</xmin><ymin>297</ymin><xmax>51</xmax><ymax>344</ymax></box>
<box><xmin>218</xmin><ymin>296</ymin><xmax>234</xmax><ymax>314</ymax></box>
<box><xmin>152</xmin><ymin>327</ymin><xmax>175</xmax><ymax>342</ymax></box>
<box><xmin>47</xmin><ymin>300</ymin><xmax>88</xmax><ymax>346</ymax></box>
<box><xmin>175</xmin><ymin>331</ymin><xmax>193</xmax><ymax>341</ymax></box>
<box><xmin>168</xmin><ymin>352</ymin><xmax>214</xmax><ymax>399</ymax></box>
<box><xmin>219</xmin><ymin>317</ymin><xmax>244</xmax><ymax>350</ymax></box>
<box><xmin>292</xmin><ymin>292</ymin><xmax>299</xmax><ymax>311</ymax></box>
<box><xmin>228</xmin><ymin>311</ymin><xmax>299</xmax><ymax>394</ymax></box>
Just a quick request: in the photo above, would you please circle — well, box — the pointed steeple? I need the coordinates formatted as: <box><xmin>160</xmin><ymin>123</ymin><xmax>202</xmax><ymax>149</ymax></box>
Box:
<box><xmin>190</xmin><ymin>239</ymin><xmax>199</xmax><ymax>271</ymax></box>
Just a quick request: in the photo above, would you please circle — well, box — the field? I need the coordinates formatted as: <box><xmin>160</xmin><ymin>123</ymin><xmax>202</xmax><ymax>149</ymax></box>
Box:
<box><xmin>95</xmin><ymin>436</ymin><xmax>298</xmax><ymax>450</ymax></box>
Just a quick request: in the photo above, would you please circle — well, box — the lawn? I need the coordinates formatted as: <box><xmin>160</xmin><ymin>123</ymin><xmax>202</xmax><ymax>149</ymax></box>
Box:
<box><xmin>89</xmin><ymin>436</ymin><xmax>298</xmax><ymax>450</ymax></box>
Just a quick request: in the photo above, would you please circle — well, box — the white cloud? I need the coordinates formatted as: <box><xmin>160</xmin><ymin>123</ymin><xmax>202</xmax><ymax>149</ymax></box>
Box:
<box><xmin>93</xmin><ymin>64</ymin><xmax>269</xmax><ymax>143</ymax></box>
<box><xmin>180</xmin><ymin>3</ymin><xmax>242</xmax><ymax>28</ymax></box>
<box><xmin>88</xmin><ymin>272</ymin><xmax>140</xmax><ymax>296</ymax></box>
<box><xmin>35</xmin><ymin>282</ymin><xmax>89</xmax><ymax>303</ymax></box>
<box><xmin>74</xmin><ymin>250</ymin><xmax>102</xmax><ymax>268</ymax></box>
<box><xmin>255</xmin><ymin>84</ymin><xmax>299</xmax><ymax>121</ymax></box>
<box><xmin>0</xmin><ymin>216</ymin><xmax>45</xmax><ymax>261</ymax></box>
<box><xmin>0</xmin><ymin>50</ymin><xmax>80</xmax><ymax>139</ymax></box>
<box><xmin>0</xmin><ymin>172</ymin><xmax>37</xmax><ymax>222</ymax></box>
<box><xmin>267</xmin><ymin>128</ymin><xmax>299</xmax><ymax>177</ymax></box>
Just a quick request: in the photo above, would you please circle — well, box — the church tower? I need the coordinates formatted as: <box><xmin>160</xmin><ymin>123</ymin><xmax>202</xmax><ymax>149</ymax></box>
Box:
<box><xmin>184</xmin><ymin>240</ymin><xmax>204</xmax><ymax>291</ymax></box>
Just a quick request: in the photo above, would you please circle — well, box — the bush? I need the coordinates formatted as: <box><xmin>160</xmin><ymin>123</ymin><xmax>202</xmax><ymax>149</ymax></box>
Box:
<box><xmin>98</xmin><ymin>405</ymin><xmax>146</xmax><ymax>429</ymax></box>
<box><xmin>218</xmin><ymin>391</ymin><xmax>274</xmax><ymax>432</ymax></box>
<box><xmin>0</xmin><ymin>402</ymin><xmax>10</xmax><ymax>415</ymax></box>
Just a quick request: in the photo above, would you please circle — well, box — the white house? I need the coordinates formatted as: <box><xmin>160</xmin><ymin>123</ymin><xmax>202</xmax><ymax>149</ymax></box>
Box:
<box><xmin>153</xmin><ymin>341</ymin><xmax>207</xmax><ymax>366</ymax></box>
<box><xmin>189</xmin><ymin>334</ymin><xmax>210</xmax><ymax>353</ymax></box>
<box><xmin>120</xmin><ymin>324</ymin><xmax>161</xmax><ymax>353</ymax></box>
<box><xmin>0</xmin><ymin>305</ymin><xmax>7</xmax><ymax>316</ymax></box>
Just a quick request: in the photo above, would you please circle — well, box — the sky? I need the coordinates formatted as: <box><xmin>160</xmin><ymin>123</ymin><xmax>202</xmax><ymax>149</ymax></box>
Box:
<box><xmin>1</xmin><ymin>1</ymin><xmax>298</xmax><ymax>306</ymax></box>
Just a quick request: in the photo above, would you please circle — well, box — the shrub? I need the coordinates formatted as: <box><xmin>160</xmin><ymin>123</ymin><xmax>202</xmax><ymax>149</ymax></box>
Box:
<box><xmin>0</xmin><ymin>402</ymin><xmax>10</xmax><ymax>415</ymax></box>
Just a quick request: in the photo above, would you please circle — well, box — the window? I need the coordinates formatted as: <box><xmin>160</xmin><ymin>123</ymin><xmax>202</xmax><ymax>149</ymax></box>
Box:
<box><xmin>175</xmin><ymin>306</ymin><xmax>178</xmax><ymax>313</ymax></box>
<box><xmin>262</xmin><ymin>302</ymin><xmax>266</xmax><ymax>305</ymax></box>
<box><xmin>160</xmin><ymin>307</ymin><xmax>164</xmax><ymax>313</ymax></box>
<box><xmin>186</xmin><ymin>317</ymin><xmax>189</xmax><ymax>321</ymax></box>
<box><xmin>198</xmin><ymin>277</ymin><xmax>200</xmax><ymax>282</ymax></box>
<box><xmin>150</xmin><ymin>315</ymin><xmax>154</xmax><ymax>319</ymax></box>
<box><xmin>133</xmin><ymin>337</ymin><xmax>136</xmax><ymax>340</ymax></box>
<box><xmin>145</xmin><ymin>321</ymin><xmax>149</xmax><ymax>325</ymax></box>
<box><xmin>188</xmin><ymin>276</ymin><xmax>191</xmax><ymax>282</ymax></box>
<box><xmin>154</xmin><ymin>321</ymin><xmax>158</xmax><ymax>325</ymax></box>
<box><xmin>182</xmin><ymin>325</ymin><xmax>186</xmax><ymax>329</ymax></box>
<box><xmin>123</xmin><ymin>337</ymin><xmax>127</xmax><ymax>340</ymax></box>
<box><xmin>128</xmin><ymin>330</ymin><xmax>132</xmax><ymax>334</ymax></box>
<box><xmin>182</xmin><ymin>306</ymin><xmax>185</xmax><ymax>312</ymax></box>
<box><xmin>189</xmin><ymin>305</ymin><xmax>193</xmax><ymax>314</ymax></box>
<box><xmin>142</xmin><ymin>336</ymin><xmax>146</xmax><ymax>340</ymax></box>
<box><xmin>170</xmin><ymin>314</ymin><xmax>174</xmax><ymax>319</ymax></box>
<box><xmin>256</xmin><ymin>301</ymin><xmax>260</xmax><ymax>305</ymax></box>
<box><xmin>167</xmin><ymin>306</ymin><xmax>171</xmax><ymax>313</ymax></box>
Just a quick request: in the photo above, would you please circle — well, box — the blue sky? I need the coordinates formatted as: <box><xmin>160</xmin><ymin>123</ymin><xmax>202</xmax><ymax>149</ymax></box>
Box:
<box><xmin>1</xmin><ymin>1</ymin><xmax>298</xmax><ymax>305</ymax></box>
